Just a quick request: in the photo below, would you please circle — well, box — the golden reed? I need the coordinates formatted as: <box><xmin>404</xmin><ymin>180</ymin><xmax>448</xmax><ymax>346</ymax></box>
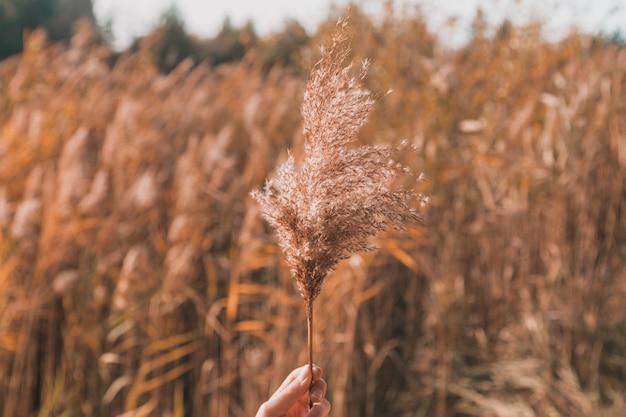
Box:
<box><xmin>251</xmin><ymin>12</ymin><xmax>426</xmax><ymax>407</ymax></box>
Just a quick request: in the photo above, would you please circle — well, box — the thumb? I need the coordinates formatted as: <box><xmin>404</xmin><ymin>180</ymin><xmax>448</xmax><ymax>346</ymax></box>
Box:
<box><xmin>262</xmin><ymin>366</ymin><xmax>312</xmax><ymax>415</ymax></box>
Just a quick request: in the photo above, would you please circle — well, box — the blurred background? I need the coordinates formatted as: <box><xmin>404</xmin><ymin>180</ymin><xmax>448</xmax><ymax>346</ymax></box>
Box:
<box><xmin>0</xmin><ymin>0</ymin><xmax>625</xmax><ymax>416</ymax></box>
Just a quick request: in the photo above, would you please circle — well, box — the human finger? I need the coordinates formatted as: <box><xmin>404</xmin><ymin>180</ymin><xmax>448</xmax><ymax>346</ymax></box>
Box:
<box><xmin>262</xmin><ymin>366</ymin><xmax>312</xmax><ymax>415</ymax></box>
<box><xmin>277</xmin><ymin>365</ymin><xmax>321</xmax><ymax>393</ymax></box>
<box><xmin>310</xmin><ymin>365</ymin><xmax>323</xmax><ymax>383</ymax></box>
<box><xmin>306</xmin><ymin>399</ymin><xmax>331</xmax><ymax>417</ymax></box>
<box><xmin>309</xmin><ymin>378</ymin><xmax>327</xmax><ymax>404</ymax></box>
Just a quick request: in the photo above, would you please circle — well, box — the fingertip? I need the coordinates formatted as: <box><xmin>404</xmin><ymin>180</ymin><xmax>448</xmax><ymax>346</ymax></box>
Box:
<box><xmin>311</xmin><ymin>364</ymin><xmax>323</xmax><ymax>380</ymax></box>
<box><xmin>322</xmin><ymin>399</ymin><xmax>331</xmax><ymax>412</ymax></box>
<box><xmin>310</xmin><ymin>387</ymin><xmax>323</xmax><ymax>403</ymax></box>
<box><xmin>309</xmin><ymin>378</ymin><xmax>327</xmax><ymax>403</ymax></box>
<box><xmin>307</xmin><ymin>399</ymin><xmax>331</xmax><ymax>417</ymax></box>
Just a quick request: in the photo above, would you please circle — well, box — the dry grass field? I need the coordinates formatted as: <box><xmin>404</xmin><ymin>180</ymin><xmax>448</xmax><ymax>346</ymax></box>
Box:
<box><xmin>1</xmin><ymin>5</ymin><xmax>625</xmax><ymax>417</ymax></box>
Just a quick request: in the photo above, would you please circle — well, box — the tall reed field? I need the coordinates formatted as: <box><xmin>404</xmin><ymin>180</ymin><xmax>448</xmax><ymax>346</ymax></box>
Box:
<box><xmin>1</xmin><ymin>5</ymin><xmax>625</xmax><ymax>417</ymax></box>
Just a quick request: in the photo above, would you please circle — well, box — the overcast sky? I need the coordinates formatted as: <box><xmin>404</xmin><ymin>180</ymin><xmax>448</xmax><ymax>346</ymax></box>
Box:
<box><xmin>93</xmin><ymin>0</ymin><xmax>625</xmax><ymax>49</ymax></box>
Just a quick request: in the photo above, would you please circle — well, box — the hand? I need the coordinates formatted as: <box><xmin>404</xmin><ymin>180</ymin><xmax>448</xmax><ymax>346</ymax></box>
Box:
<box><xmin>255</xmin><ymin>365</ymin><xmax>331</xmax><ymax>417</ymax></box>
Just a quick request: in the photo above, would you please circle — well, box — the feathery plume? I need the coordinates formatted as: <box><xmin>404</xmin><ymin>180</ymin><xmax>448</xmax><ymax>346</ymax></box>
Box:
<box><xmin>251</xmin><ymin>12</ymin><xmax>426</xmax><ymax>407</ymax></box>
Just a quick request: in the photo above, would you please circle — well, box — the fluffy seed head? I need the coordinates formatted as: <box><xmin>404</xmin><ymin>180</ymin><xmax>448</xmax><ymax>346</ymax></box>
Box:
<box><xmin>251</xmin><ymin>14</ymin><xmax>425</xmax><ymax>307</ymax></box>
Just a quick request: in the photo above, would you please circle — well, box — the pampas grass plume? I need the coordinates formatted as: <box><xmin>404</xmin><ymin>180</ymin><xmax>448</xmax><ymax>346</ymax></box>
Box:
<box><xmin>251</xmin><ymin>12</ymin><xmax>426</xmax><ymax>407</ymax></box>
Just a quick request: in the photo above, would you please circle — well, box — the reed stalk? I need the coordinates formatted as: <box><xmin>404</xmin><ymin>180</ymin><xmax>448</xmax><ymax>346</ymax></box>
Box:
<box><xmin>307</xmin><ymin>299</ymin><xmax>314</xmax><ymax>409</ymax></box>
<box><xmin>251</xmin><ymin>11</ymin><xmax>425</xmax><ymax>406</ymax></box>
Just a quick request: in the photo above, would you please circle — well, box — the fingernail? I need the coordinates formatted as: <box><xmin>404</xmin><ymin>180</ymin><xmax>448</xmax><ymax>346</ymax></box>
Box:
<box><xmin>310</xmin><ymin>387</ymin><xmax>323</xmax><ymax>403</ymax></box>
<box><xmin>297</xmin><ymin>366</ymin><xmax>310</xmax><ymax>383</ymax></box>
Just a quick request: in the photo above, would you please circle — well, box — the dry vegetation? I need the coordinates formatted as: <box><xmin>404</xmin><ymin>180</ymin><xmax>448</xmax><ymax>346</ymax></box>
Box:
<box><xmin>252</xmin><ymin>17</ymin><xmax>425</xmax><ymax>399</ymax></box>
<box><xmin>1</xmin><ymin>5</ymin><xmax>625</xmax><ymax>417</ymax></box>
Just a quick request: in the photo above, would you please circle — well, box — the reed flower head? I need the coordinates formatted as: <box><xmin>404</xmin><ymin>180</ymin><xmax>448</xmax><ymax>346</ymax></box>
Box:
<box><xmin>251</xmin><ymin>15</ymin><xmax>425</xmax><ymax>308</ymax></box>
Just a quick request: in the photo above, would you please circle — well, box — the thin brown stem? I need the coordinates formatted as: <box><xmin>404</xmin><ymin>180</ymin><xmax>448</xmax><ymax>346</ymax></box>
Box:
<box><xmin>307</xmin><ymin>299</ymin><xmax>313</xmax><ymax>410</ymax></box>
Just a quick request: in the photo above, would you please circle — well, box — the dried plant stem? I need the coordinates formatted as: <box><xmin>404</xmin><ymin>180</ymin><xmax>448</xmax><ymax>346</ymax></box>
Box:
<box><xmin>307</xmin><ymin>298</ymin><xmax>314</xmax><ymax>410</ymax></box>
